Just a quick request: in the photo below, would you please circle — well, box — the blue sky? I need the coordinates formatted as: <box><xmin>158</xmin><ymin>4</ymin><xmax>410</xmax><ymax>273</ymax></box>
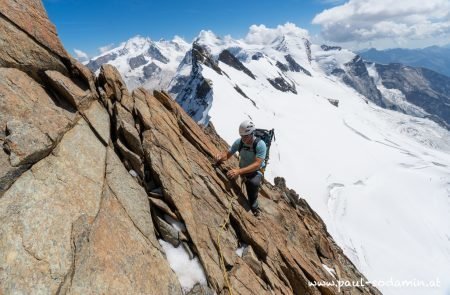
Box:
<box><xmin>43</xmin><ymin>0</ymin><xmax>340</xmax><ymax>57</ymax></box>
<box><xmin>43</xmin><ymin>0</ymin><xmax>450</xmax><ymax>59</ymax></box>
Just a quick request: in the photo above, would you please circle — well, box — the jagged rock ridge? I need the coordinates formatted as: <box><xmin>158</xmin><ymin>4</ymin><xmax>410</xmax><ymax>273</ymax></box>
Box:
<box><xmin>0</xmin><ymin>1</ymin><xmax>381</xmax><ymax>294</ymax></box>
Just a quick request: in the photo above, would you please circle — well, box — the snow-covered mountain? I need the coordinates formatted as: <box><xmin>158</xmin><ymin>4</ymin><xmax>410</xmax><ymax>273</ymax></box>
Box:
<box><xmin>85</xmin><ymin>35</ymin><xmax>190</xmax><ymax>91</ymax></box>
<box><xmin>85</xmin><ymin>24</ymin><xmax>450</xmax><ymax>295</ymax></box>
<box><xmin>366</xmin><ymin>63</ymin><xmax>450</xmax><ymax>129</ymax></box>
<box><xmin>314</xmin><ymin>46</ymin><xmax>450</xmax><ymax>130</ymax></box>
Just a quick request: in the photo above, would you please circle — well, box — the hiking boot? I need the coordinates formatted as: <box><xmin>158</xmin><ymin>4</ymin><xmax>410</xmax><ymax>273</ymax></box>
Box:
<box><xmin>252</xmin><ymin>208</ymin><xmax>262</xmax><ymax>218</ymax></box>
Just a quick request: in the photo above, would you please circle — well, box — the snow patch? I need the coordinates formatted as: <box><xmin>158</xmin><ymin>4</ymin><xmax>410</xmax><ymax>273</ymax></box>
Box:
<box><xmin>322</xmin><ymin>264</ymin><xmax>337</xmax><ymax>279</ymax></box>
<box><xmin>235</xmin><ymin>244</ymin><xmax>247</xmax><ymax>257</ymax></box>
<box><xmin>164</xmin><ymin>214</ymin><xmax>187</xmax><ymax>232</ymax></box>
<box><xmin>159</xmin><ymin>239</ymin><xmax>207</xmax><ymax>292</ymax></box>
<box><xmin>128</xmin><ymin>170</ymin><xmax>138</xmax><ymax>178</ymax></box>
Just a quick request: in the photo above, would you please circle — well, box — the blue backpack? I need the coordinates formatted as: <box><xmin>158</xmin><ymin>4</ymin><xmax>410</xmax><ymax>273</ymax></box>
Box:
<box><xmin>238</xmin><ymin>129</ymin><xmax>275</xmax><ymax>173</ymax></box>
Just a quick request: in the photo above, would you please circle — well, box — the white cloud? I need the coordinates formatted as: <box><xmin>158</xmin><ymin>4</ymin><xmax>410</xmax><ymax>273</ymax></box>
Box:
<box><xmin>312</xmin><ymin>0</ymin><xmax>450</xmax><ymax>46</ymax></box>
<box><xmin>73</xmin><ymin>48</ymin><xmax>88</xmax><ymax>60</ymax></box>
<box><xmin>98</xmin><ymin>43</ymin><xmax>115</xmax><ymax>54</ymax></box>
<box><xmin>244</xmin><ymin>23</ymin><xmax>310</xmax><ymax>45</ymax></box>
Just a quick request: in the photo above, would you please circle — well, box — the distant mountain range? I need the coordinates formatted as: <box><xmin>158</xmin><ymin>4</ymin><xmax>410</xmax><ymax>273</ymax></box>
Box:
<box><xmin>85</xmin><ymin>37</ymin><xmax>450</xmax><ymax>130</ymax></box>
<box><xmin>85</xmin><ymin>36</ymin><xmax>190</xmax><ymax>92</ymax></box>
<box><xmin>359</xmin><ymin>45</ymin><xmax>450</xmax><ymax>78</ymax></box>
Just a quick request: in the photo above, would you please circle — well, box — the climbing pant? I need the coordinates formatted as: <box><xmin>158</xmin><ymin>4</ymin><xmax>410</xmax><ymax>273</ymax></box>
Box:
<box><xmin>243</xmin><ymin>172</ymin><xmax>262</xmax><ymax>212</ymax></box>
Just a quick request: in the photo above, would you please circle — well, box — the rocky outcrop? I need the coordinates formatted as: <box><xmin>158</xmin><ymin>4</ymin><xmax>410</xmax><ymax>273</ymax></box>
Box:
<box><xmin>277</xmin><ymin>55</ymin><xmax>312</xmax><ymax>77</ymax></box>
<box><xmin>0</xmin><ymin>0</ymin><xmax>69</xmax><ymax>76</ymax></box>
<box><xmin>0</xmin><ymin>0</ymin><xmax>67</xmax><ymax>58</ymax></box>
<box><xmin>174</xmin><ymin>44</ymin><xmax>221</xmax><ymax>124</ymax></box>
<box><xmin>333</xmin><ymin>55</ymin><xmax>384</xmax><ymax>106</ymax></box>
<box><xmin>321</xmin><ymin>45</ymin><xmax>342</xmax><ymax>51</ymax></box>
<box><xmin>0</xmin><ymin>1</ymin><xmax>382</xmax><ymax>294</ymax></box>
<box><xmin>268</xmin><ymin>76</ymin><xmax>298</xmax><ymax>94</ymax></box>
<box><xmin>252</xmin><ymin>52</ymin><xmax>264</xmax><ymax>60</ymax></box>
<box><xmin>0</xmin><ymin>67</ymin><xmax>76</xmax><ymax>195</ymax></box>
<box><xmin>0</xmin><ymin>2</ymin><xmax>181</xmax><ymax>293</ymax></box>
<box><xmin>192</xmin><ymin>42</ymin><xmax>223</xmax><ymax>76</ymax></box>
<box><xmin>284</xmin><ymin>55</ymin><xmax>312</xmax><ymax>76</ymax></box>
<box><xmin>276</xmin><ymin>61</ymin><xmax>289</xmax><ymax>72</ymax></box>
<box><xmin>218</xmin><ymin>50</ymin><xmax>256</xmax><ymax>79</ymax></box>
<box><xmin>129</xmin><ymin>54</ymin><xmax>147</xmax><ymax>69</ymax></box>
<box><xmin>148</xmin><ymin>44</ymin><xmax>169</xmax><ymax>64</ymax></box>
<box><xmin>374</xmin><ymin>63</ymin><xmax>450</xmax><ymax>129</ymax></box>
<box><xmin>86</xmin><ymin>52</ymin><xmax>118</xmax><ymax>72</ymax></box>
<box><xmin>143</xmin><ymin>62</ymin><xmax>162</xmax><ymax>79</ymax></box>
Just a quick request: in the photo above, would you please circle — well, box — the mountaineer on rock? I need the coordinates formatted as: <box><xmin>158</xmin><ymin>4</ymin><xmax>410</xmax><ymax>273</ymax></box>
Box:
<box><xmin>215</xmin><ymin>120</ymin><xmax>267</xmax><ymax>217</ymax></box>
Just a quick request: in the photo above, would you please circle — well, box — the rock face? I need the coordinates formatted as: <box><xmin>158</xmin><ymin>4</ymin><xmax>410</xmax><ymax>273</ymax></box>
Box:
<box><xmin>0</xmin><ymin>0</ymin><xmax>69</xmax><ymax>76</ymax></box>
<box><xmin>218</xmin><ymin>50</ymin><xmax>255</xmax><ymax>79</ymax></box>
<box><xmin>374</xmin><ymin>63</ymin><xmax>450</xmax><ymax>129</ymax></box>
<box><xmin>0</xmin><ymin>1</ymin><xmax>382</xmax><ymax>294</ymax></box>
<box><xmin>0</xmin><ymin>67</ymin><xmax>76</xmax><ymax>195</ymax></box>
<box><xmin>0</xmin><ymin>2</ymin><xmax>181</xmax><ymax>294</ymax></box>
<box><xmin>173</xmin><ymin>43</ymin><xmax>220</xmax><ymax>124</ymax></box>
<box><xmin>129</xmin><ymin>54</ymin><xmax>147</xmax><ymax>69</ymax></box>
<box><xmin>86</xmin><ymin>52</ymin><xmax>118</xmax><ymax>72</ymax></box>
<box><xmin>267</xmin><ymin>76</ymin><xmax>298</xmax><ymax>94</ymax></box>
<box><xmin>284</xmin><ymin>54</ymin><xmax>312</xmax><ymax>76</ymax></box>
<box><xmin>334</xmin><ymin>55</ymin><xmax>384</xmax><ymax>107</ymax></box>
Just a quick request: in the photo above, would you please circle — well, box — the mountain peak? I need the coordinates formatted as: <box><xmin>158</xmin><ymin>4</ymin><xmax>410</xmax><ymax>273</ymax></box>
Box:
<box><xmin>122</xmin><ymin>35</ymin><xmax>153</xmax><ymax>52</ymax></box>
<box><xmin>171</xmin><ymin>35</ymin><xmax>189</xmax><ymax>46</ymax></box>
<box><xmin>195</xmin><ymin>30</ymin><xmax>225</xmax><ymax>49</ymax></box>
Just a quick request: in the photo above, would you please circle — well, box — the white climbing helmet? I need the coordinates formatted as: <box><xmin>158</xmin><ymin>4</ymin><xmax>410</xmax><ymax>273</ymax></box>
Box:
<box><xmin>239</xmin><ymin>120</ymin><xmax>256</xmax><ymax>136</ymax></box>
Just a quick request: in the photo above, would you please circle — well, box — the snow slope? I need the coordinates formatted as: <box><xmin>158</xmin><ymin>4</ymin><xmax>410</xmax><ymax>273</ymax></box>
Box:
<box><xmin>172</xmin><ymin>24</ymin><xmax>450</xmax><ymax>295</ymax></box>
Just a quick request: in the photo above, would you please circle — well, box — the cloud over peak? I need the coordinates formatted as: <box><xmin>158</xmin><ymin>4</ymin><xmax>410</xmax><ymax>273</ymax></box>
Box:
<box><xmin>312</xmin><ymin>0</ymin><xmax>450</xmax><ymax>44</ymax></box>
<box><xmin>244</xmin><ymin>23</ymin><xmax>310</xmax><ymax>45</ymax></box>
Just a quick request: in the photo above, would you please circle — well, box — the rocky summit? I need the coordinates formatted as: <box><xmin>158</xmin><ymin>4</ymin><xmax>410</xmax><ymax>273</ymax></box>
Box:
<box><xmin>0</xmin><ymin>1</ymin><xmax>381</xmax><ymax>294</ymax></box>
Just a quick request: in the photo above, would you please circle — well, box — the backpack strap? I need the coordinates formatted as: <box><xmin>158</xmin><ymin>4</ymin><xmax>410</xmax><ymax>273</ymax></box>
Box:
<box><xmin>252</xmin><ymin>137</ymin><xmax>260</xmax><ymax>151</ymax></box>
<box><xmin>238</xmin><ymin>138</ymin><xmax>260</xmax><ymax>153</ymax></box>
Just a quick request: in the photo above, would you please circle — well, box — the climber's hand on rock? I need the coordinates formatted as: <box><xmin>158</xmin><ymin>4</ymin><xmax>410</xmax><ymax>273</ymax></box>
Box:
<box><xmin>227</xmin><ymin>169</ymin><xmax>240</xmax><ymax>179</ymax></box>
<box><xmin>214</xmin><ymin>153</ymin><xmax>223</xmax><ymax>164</ymax></box>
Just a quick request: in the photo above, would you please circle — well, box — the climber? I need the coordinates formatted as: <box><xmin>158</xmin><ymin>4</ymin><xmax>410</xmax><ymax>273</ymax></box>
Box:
<box><xmin>214</xmin><ymin>120</ymin><xmax>267</xmax><ymax>217</ymax></box>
